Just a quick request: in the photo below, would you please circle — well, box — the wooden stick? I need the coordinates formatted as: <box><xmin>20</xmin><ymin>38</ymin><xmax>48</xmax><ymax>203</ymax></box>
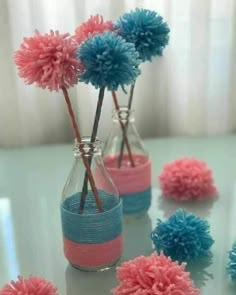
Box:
<box><xmin>62</xmin><ymin>86</ymin><xmax>103</xmax><ymax>213</ymax></box>
<box><xmin>118</xmin><ymin>83</ymin><xmax>135</xmax><ymax>167</ymax></box>
<box><xmin>79</xmin><ymin>86</ymin><xmax>106</xmax><ymax>213</ymax></box>
<box><xmin>111</xmin><ymin>91</ymin><xmax>135</xmax><ymax>168</ymax></box>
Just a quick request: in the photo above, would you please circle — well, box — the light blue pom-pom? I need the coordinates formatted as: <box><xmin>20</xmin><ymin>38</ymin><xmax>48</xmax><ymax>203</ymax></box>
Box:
<box><xmin>77</xmin><ymin>31</ymin><xmax>141</xmax><ymax>91</ymax></box>
<box><xmin>116</xmin><ymin>8</ymin><xmax>170</xmax><ymax>62</ymax></box>
<box><xmin>227</xmin><ymin>242</ymin><xmax>236</xmax><ymax>280</ymax></box>
<box><xmin>151</xmin><ymin>209</ymin><xmax>214</xmax><ymax>262</ymax></box>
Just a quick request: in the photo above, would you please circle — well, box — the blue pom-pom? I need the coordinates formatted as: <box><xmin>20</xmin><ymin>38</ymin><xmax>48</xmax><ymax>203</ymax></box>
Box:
<box><xmin>227</xmin><ymin>242</ymin><xmax>236</xmax><ymax>280</ymax></box>
<box><xmin>77</xmin><ymin>31</ymin><xmax>141</xmax><ymax>91</ymax></box>
<box><xmin>116</xmin><ymin>8</ymin><xmax>170</xmax><ymax>62</ymax></box>
<box><xmin>151</xmin><ymin>209</ymin><xmax>214</xmax><ymax>262</ymax></box>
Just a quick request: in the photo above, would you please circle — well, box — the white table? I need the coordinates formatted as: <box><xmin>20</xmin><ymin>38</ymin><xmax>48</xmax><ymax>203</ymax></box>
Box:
<box><xmin>0</xmin><ymin>136</ymin><xmax>236</xmax><ymax>294</ymax></box>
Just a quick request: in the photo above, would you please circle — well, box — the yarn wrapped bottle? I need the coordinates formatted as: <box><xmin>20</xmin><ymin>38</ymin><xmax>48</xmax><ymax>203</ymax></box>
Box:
<box><xmin>103</xmin><ymin>107</ymin><xmax>152</xmax><ymax>217</ymax></box>
<box><xmin>60</xmin><ymin>137</ymin><xmax>123</xmax><ymax>271</ymax></box>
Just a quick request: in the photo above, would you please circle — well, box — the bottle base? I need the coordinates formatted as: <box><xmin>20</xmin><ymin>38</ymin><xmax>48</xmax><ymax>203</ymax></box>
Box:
<box><xmin>69</xmin><ymin>256</ymin><xmax>121</xmax><ymax>272</ymax></box>
<box><xmin>124</xmin><ymin>210</ymin><xmax>148</xmax><ymax>222</ymax></box>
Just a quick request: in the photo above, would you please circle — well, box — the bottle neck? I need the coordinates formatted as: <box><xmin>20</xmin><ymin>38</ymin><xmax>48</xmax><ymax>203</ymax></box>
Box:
<box><xmin>112</xmin><ymin>106</ymin><xmax>134</xmax><ymax>124</ymax></box>
<box><xmin>73</xmin><ymin>137</ymin><xmax>102</xmax><ymax>158</ymax></box>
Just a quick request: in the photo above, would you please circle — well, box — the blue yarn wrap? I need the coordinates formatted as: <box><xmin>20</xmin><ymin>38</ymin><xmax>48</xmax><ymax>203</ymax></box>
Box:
<box><xmin>227</xmin><ymin>242</ymin><xmax>236</xmax><ymax>280</ymax></box>
<box><xmin>61</xmin><ymin>191</ymin><xmax>122</xmax><ymax>244</ymax></box>
<box><xmin>121</xmin><ymin>187</ymin><xmax>151</xmax><ymax>215</ymax></box>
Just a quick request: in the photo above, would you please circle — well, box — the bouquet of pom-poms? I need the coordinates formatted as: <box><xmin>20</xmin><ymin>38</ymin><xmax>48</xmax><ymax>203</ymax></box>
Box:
<box><xmin>14</xmin><ymin>14</ymin><xmax>140</xmax><ymax>211</ymax></box>
<box><xmin>14</xmin><ymin>9</ymin><xmax>170</xmax><ymax>211</ymax></box>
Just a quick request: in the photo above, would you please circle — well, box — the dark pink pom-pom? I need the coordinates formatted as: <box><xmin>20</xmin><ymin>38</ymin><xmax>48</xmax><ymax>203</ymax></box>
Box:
<box><xmin>112</xmin><ymin>252</ymin><xmax>200</xmax><ymax>295</ymax></box>
<box><xmin>14</xmin><ymin>30</ymin><xmax>83</xmax><ymax>91</ymax></box>
<box><xmin>74</xmin><ymin>15</ymin><xmax>113</xmax><ymax>44</ymax></box>
<box><xmin>159</xmin><ymin>158</ymin><xmax>217</xmax><ymax>201</ymax></box>
<box><xmin>0</xmin><ymin>276</ymin><xmax>58</xmax><ymax>295</ymax></box>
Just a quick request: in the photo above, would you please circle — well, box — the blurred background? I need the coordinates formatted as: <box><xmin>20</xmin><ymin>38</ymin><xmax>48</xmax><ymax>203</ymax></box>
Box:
<box><xmin>0</xmin><ymin>0</ymin><xmax>236</xmax><ymax>147</ymax></box>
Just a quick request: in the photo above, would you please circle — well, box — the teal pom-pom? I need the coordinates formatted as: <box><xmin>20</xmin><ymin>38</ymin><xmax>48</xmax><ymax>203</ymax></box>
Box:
<box><xmin>77</xmin><ymin>31</ymin><xmax>141</xmax><ymax>90</ymax></box>
<box><xmin>227</xmin><ymin>242</ymin><xmax>236</xmax><ymax>280</ymax></box>
<box><xmin>116</xmin><ymin>8</ymin><xmax>170</xmax><ymax>62</ymax></box>
<box><xmin>151</xmin><ymin>209</ymin><xmax>214</xmax><ymax>262</ymax></box>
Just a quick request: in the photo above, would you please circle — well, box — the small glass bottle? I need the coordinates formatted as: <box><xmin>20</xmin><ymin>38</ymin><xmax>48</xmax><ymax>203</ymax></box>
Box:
<box><xmin>60</xmin><ymin>137</ymin><xmax>123</xmax><ymax>271</ymax></box>
<box><xmin>103</xmin><ymin>107</ymin><xmax>152</xmax><ymax>217</ymax></box>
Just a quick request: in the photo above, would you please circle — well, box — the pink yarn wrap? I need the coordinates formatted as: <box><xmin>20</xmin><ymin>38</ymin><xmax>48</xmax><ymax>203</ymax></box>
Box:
<box><xmin>0</xmin><ymin>276</ymin><xmax>57</xmax><ymax>295</ymax></box>
<box><xmin>74</xmin><ymin>15</ymin><xmax>113</xmax><ymax>44</ymax></box>
<box><xmin>14</xmin><ymin>30</ymin><xmax>83</xmax><ymax>91</ymax></box>
<box><xmin>63</xmin><ymin>234</ymin><xmax>122</xmax><ymax>268</ymax></box>
<box><xmin>112</xmin><ymin>252</ymin><xmax>200</xmax><ymax>295</ymax></box>
<box><xmin>159</xmin><ymin>157</ymin><xmax>218</xmax><ymax>201</ymax></box>
<box><xmin>103</xmin><ymin>154</ymin><xmax>151</xmax><ymax>194</ymax></box>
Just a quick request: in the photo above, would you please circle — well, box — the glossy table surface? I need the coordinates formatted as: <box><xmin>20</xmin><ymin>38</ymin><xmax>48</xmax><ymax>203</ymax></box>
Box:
<box><xmin>0</xmin><ymin>136</ymin><xmax>236</xmax><ymax>294</ymax></box>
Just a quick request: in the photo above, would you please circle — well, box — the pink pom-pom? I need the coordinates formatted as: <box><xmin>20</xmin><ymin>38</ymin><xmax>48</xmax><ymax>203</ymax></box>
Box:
<box><xmin>74</xmin><ymin>15</ymin><xmax>113</xmax><ymax>44</ymax></box>
<box><xmin>14</xmin><ymin>30</ymin><xmax>83</xmax><ymax>91</ymax></box>
<box><xmin>159</xmin><ymin>158</ymin><xmax>217</xmax><ymax>201</ymax></box>
<box><xmin>0</xmin><ymin>276</ymin><xmax>58</xmax><ymax>295</ymax></box>
<box><xmin>112</xmin><ymin>252</ymin><xmax>200</xmax><ymax>295</ymax></box>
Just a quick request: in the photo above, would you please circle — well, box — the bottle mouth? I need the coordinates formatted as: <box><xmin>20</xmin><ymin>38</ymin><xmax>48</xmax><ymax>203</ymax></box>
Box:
<box><xmin>74</xmin><ymin>137</ymin><xmax>102</xmax><ymax>156</ymax></box>
<box><xmin>112</xmin><ymin>106</ymin><xmax>134</xmax><ymax>122</ymax></box>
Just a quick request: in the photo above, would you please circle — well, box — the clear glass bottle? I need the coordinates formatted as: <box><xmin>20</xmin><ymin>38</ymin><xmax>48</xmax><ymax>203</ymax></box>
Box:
<box><xmin>103</xmin><ymin>107</ymin><xmax>152</xmax><ymax>217</ymax></box>
<box><xmin>60</xmin><ymin>137</ymin><xmax>123</xmax><ymax>271</ymax></box>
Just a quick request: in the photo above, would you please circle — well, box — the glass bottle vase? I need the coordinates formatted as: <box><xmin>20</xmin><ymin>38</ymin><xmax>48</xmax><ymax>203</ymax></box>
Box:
<box><xmin>60</xmin><ymin>137</ymin><xmax>123</xmax><ymax>271</ymax></box>
<box><xmin>103</xmin><ymin>107</ymin><xmax>152</xmax><ymax>217</ymax></box>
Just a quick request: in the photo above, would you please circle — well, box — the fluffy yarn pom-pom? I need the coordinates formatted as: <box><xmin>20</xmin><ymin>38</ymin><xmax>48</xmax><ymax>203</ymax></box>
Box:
<box><xmin>227</xmin><ymin>242</ymin><xmax>236</xmax><ymax>280</ymax></box>
<box><xmin>112</xmin><ymin>252</ymin><xmax>200</xmax><ymax>295</ymax></box>
<box><xmin>0</xmin><ymin>276</ymin><xmax>58</xmax><ymax>295</ymax></box>
<box><xmin>77</xmin><ymin>31</ymin><xmax>141</xmax><ymax>90</ymax></box>
<box><xmin>14</xmin><ymin>30</ymin><xmax>83</xmax><ymax>91</ymax></box>
<box><xmin>151</xmin><ymin>209</ymin><xmax>214</xmax><ymax>262</ymax></box>
<box><xmin>159</xmin><ymin>158</ymin><xmax>217</xmax><ymax>201</ymax></box>
<box><xmin>74</xmin><ymin>15</ymin><xmax>113</xmax><ymax>44</ymax></box>
<box><xmin>116</xmin><ymin>8</ymin><xmax>170</xmax><ymax>62</ymax></box>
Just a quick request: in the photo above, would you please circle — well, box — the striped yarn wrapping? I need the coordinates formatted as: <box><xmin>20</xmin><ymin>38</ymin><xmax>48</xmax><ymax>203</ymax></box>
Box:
<box><xmin>104</xmin><ymin>154</ymin><xmax>152</xmax><ymax>215</ymax></box>
<box><xmin>61</xmin><ymin>191</ymin><xmax>123</xmax><ymax>270</ymax></box>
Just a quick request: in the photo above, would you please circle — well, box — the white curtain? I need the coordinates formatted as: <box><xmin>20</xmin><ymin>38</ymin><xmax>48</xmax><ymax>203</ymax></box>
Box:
<box><xmin>0</xmin><ymin>0</ymin><xmax>236</xmax><ymax>147</ymax></box>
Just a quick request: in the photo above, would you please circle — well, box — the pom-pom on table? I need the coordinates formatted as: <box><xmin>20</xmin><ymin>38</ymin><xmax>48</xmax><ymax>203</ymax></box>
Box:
<box><xmin>112</xmin><ymin>252</ymin><xmax>200</xmax><ymax>295</ymax></box>
<box><xmin>0</xmin><ymin>276</ymin><xmax>58</xmax><ymax>295</ymax></box>
<box><xmin>159</xmin><ymin>158</ymin><xmax>218</xmax><ymax>201</ymax></box>
<box><xmin>227</xmin><ymin>242</ymin><xmax>236</xmax><ymax>280</ymax></box>
<box><xmin>151</xmin><ymin>209</ymin><xmax>214</xmax><ymax>262</ymax></box>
